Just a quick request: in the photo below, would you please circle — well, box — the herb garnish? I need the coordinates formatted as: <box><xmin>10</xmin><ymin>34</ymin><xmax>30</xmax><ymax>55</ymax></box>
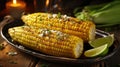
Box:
<box><xmin>0</xmin><ymin>44</ymin><xmax>5</xmax><ymax>50</ymax></box>
<box><xmin>57</xmin><ymin>12</ymin><xmax>61</xmax><ymax>18</ymax></box>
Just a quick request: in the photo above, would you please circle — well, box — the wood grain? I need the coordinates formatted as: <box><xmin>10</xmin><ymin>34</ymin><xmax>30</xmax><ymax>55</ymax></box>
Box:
<box><xmin>0</xmin><ymin>41</ymin><xmax>106</xmax><ymax>67</ymax></box>
<box><xmin>0</xmin><ymin>41</ymin><xmax>38</xmax><ymax>67</ymax></box>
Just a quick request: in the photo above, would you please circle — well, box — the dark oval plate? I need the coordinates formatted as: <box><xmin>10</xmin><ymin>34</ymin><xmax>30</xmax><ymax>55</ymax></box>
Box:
<box><xmin>1</xmin><ymin>20</ymin><xmax>120</xmax><ymax>64</ymax></box>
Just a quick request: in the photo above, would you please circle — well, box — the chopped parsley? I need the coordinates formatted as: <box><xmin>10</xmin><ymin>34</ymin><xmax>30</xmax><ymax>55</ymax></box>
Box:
<box><xmin>0</xmin><ymin>44</ymin><xmax>5</xmax><ymax>50</ymax></box>
<box><xmin>57</xmin><ymin>12</ymin><xmax>61</xmax><ymax>18</ymax></box>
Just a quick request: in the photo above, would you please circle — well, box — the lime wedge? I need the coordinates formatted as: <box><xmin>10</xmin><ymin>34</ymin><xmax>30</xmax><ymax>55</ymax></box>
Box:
<box><xmin>89</xmin><ymin>34</ymin><xmax>114</xmax><ymax>48</ymax></box>
<box><xmin>84</xmin><ymin>44</ymin><xmax>108</xmax><ymax>57</ymax></box>
<box><xmin>100</xmin><ymin>47</ymin><xmax>109</xmax><ymax>56</ymax></box>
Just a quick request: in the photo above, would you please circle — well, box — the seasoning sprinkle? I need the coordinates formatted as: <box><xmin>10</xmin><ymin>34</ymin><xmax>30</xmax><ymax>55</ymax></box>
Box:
<box><xmin>7</xmin><ymin>51</ymin><xmax>18</xmax><ymax>56</ymax></box>
<box><xmin>18</xmin><ymin>45</ymin><xmax>25</xmax><ymax>49</ymax></box>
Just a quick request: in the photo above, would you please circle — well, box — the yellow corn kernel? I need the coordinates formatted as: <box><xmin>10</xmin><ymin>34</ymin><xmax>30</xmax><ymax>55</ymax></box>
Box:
<box><xmin>22</xmin><ymin>12</ymin><xmax>96</xmax><ymax>41</ymax></box>
<box><xmin>8</xmin><ymin>26</ymin><xmax>83</xmax><ymax>58</ymax></box>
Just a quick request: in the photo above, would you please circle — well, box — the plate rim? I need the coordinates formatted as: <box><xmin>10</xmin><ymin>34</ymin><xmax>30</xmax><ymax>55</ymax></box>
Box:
<box><xmin>1</xmin><ymin>21</ymin><xmax>120</xmax><ymax>64</ymax></box>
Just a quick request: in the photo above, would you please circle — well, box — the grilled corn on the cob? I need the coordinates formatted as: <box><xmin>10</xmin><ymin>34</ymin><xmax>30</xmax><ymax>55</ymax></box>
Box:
<box><xmin>8</xmin><ymin>26</ymin><xmax>83</xmax><ymax>58</ymax></box>
<box><xmin>21</xmin><ymin>12</ymin><xmax>96</xmax><ymax>41</ymax></box>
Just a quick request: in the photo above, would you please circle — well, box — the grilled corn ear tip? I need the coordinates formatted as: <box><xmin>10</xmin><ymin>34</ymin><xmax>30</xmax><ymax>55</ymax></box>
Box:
<box><xmin>8</xmin><ymin>26</ymin><xmax>83</xmax><ymax>58</ymax></box>
<box><xmin>21</xmin><ymin>12</ymin><xmax>96</xmax><ymax>41</ymax></box>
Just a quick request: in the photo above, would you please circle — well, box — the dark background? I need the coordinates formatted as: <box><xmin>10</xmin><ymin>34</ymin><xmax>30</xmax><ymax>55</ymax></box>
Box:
<box><xmin>0</xmin><ymin>0</ymin><xmax>120</xmax><ymax>67</ymax></box>
<box><xmin>0</xmin><ymin>0</ymin><xmax>113</xmax><ymax>18</ymax></box>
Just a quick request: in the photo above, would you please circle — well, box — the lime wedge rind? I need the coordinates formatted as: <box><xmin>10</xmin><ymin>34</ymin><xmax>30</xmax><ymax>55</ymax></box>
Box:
<box><xmin>100</xmin><ymin>47</ymin><xmax>109</xmax><ymax>56</ymax></box>
<box><xmin>84</xmin><ymin>44</ymin><xmax>108</xmax><ymax>57</ymax></box>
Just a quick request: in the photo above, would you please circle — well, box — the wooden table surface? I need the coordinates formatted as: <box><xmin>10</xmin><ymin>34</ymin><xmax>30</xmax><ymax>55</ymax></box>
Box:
<box><xmin>0</xmin><ymin>41</ymin><xmax>108</xmax><ymax>67</ymax></box>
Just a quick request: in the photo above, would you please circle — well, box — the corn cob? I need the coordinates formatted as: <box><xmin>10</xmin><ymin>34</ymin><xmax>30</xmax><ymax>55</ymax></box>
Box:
<box><xmin>8</xmin><ymin>26</ymin><xmax>83</xmax><ymax>58</ymax></box>
<box><xmin>21</xmin><ymin>12</ymin><xmax>96</xmax><ymax>41</ymax></box>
